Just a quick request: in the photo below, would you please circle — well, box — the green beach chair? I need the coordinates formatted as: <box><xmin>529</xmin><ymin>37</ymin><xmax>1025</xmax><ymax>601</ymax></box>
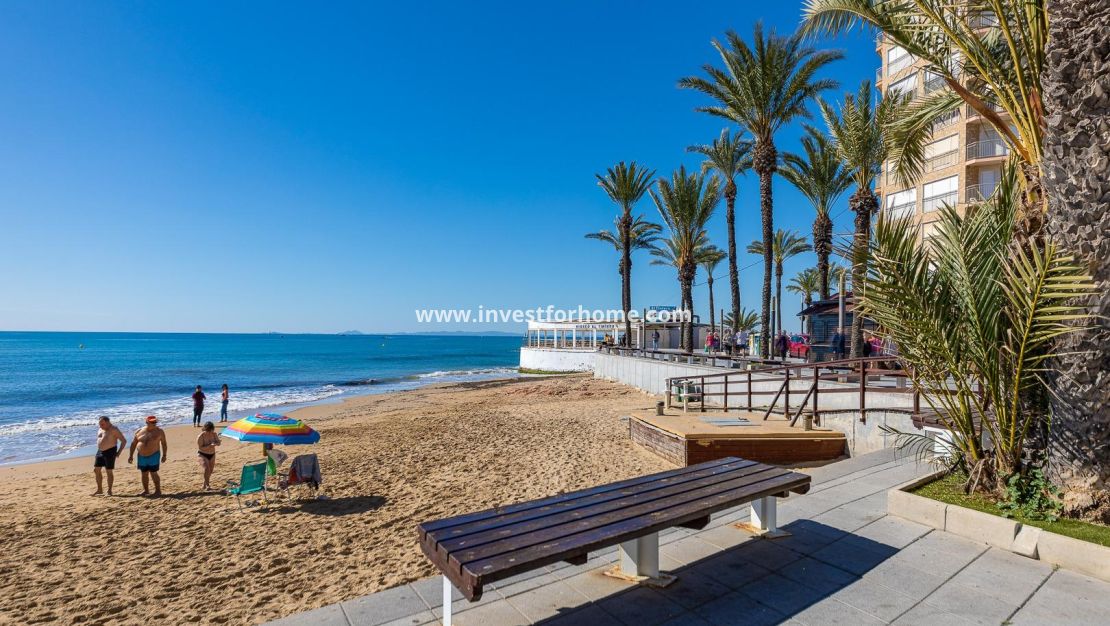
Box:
<box><xmin>227</xmin><ymin>461</ymin><xmax>268</xmax><ymax>510</ymax></box>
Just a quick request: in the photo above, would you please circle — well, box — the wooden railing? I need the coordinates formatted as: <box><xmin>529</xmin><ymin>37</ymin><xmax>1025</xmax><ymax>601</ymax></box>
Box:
<box><xmin>597</xmin><ymin>345</ymin><xmax>786</xmax><ymax>370</ymax></box>
<box><xmin>664</xmin><ymin>357</ymin><xmax>922</xmax><ymax>425</ymax></box>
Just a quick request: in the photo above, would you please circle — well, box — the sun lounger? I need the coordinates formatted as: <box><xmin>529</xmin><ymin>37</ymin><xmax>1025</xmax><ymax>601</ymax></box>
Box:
<box><xmin>227</xmin><ymin>461</ymin><xmax>268</xmax><ymax>509</ymax></box>
<box><xmin>416</xmin><ymin>456</ymin><xmax>810</xmax><ymax>625</ymax></box>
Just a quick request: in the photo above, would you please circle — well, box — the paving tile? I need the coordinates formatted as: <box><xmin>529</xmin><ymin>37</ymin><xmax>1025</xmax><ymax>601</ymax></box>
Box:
<box><xmin>777</xmin><ymin>557</ymin><xmax>859</xmax><ymax>595</ymax></box>
<box><xmin>655</xmin><ymin>567</ymin><xmax>733</xmax><ymax>610</ymax></box>
<box><xmin>538</xmin><ymin>603</ymin><xmax>619</xmax><ymax>625</ymax></box>
<box><xmin>266</xmin><ymin>603</ymin><xmax>350</xmax><ymax>626</ymax></box>
<box><xmin>790</xmin><ymin>597</ymin><xmax>886</xmax><ymax>625</ymax></box>
<box><xmin>736</xmin><ymin>572</ymin><xmax>827</xmax><ymax>615</ymax></box>
<box><xmin>861</xmin><ymin>560</ymin><xmax>949</xmax><ymax>601</ymax></box>
<box><xmin>946</xmin><ymin>547</ymin><xmax>1052</xmax><ymax>606</ymax></box>
<box><xmin>412</xmin><ymin>577</ymin><xmax>504</xmax><ymax>616</ymax></box>
<box><xmin>694</xmin><ymin>590</ymin><xmax>788</xmax><ymax>626</ymax></box>
<box><xmin>850</xmin><ymin>516</ymin><xmax>932</xmax><ymax>550</ymax></box>
<box><xmin>1009</xmin><ymin>568</ymin><xmax>1110</xmax><ymax>626</ymax></box>
<box><xmin>451</xmin><ymin>599</ymin><xmax>529</xmax><ymax>626</ymax></box>
<box><xmin>343</xmin><ymin>585</ymin><xmax>429</xmax><ymax>626</ymax></box>
<box><xmin>923</xmin><ymin>577</ymin><xmax>1024</xmax><ymax>626</ymax></box>
<box><xmin>694</xmin><ymin>523</ymin><xmax>757</xmax><ymax>551</ymax></box>
<box><xmin>377</xmin><ymin>611</ymin><xmax>437</xmax><ymax>626</ymax></box>
<box><xmin>732</xmin><ymin>537</ymin><xmax>804</xmax><ymax>570</ymax></box>
<box><xmin>492</xmin><ymin>571</ymin><xmax>560</xmax><ymax>599</ymax></box>
<box><xmin>562</xmin><ymin>567</ymin><xmax>636</xmax><ymax>602</ymax></box>
<box><xmin>657</xmin><ymin>613</ymin><xmax>714</xmax><ymax>626</ymax></box>
<box><xmin>662</xmin><ymin>536</ymin><xmax>730</xmax><ymax>566</ymax></box>
<box><xmin>890</xmin><ymin>601</ymin><xmax>976</xmax><ymax>626</ymax></box>
<box><xmin>882</xmin><ymin>531</ymin><xmax>987</xmax><ymax>577</ymax></box>
<box><xmin>595</xmin><ymin>586</ymin><xmax>687</xmax><ymax>626</ymax></box>
<box><xmin>809</xmin><ymin>538</ymin><xmax>894</xmax><ymax>576</ymax></box>
<box><xmin>685</xmin><ymin>551</ymin><xmax>773</xmax><ymax>589</ymax></box>
<box><xmin>830</xmin><ymin>578</ymin><xmax>919</xmax><ymax>622</ymax></box>
<box><xmin>504</xmin><ymin>580</ymin><xmax>590</xmax><ymax>622</ymax></box>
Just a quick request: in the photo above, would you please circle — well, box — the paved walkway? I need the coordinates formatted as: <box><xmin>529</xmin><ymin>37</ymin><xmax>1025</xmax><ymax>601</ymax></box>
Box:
<box><xmin>270</xmin><ymin>449</ymin><xmax>1110</xmax><ymax>626</ymax></box>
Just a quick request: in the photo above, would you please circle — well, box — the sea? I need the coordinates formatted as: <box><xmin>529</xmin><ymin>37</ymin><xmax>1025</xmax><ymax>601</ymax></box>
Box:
<box><xmin>0</xmin><ymin>331</ymin><xmax>522</xmax><ymax>464</ymax></box>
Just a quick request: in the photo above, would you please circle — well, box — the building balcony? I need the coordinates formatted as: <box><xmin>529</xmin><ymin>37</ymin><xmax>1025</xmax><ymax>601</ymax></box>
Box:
<box><xmin>922</xmin><ymin>191</ymin><xmax>959</xmax><ymax>213</ymax></box>
<box><xmin>924</xmin><ymin>149</ymin><xmax>959</xmax><ymax>172</ymax></box>
<box><xmin>887</xmin><ymin>54</ymin><xmax>915</xmax><ymax>76</ymax></box>
<box><xmin>968</xmin><ymin>12</ymin><xmax>1000</xmax><ymax>30</ymax></box>
<box><xmin>966</xmin><ymin>139</ymin><xmax>1010</xmax><ymax>162</ymax></box>
<box><xmin>931</xmin><ymin>108</ymin><xmax>960</xmax><ymax>131</ymax></box>
<box><xmin>965</xmin><ymin>183</ymin><xmax>998</xmax><ymax>203</ymax></box>
<box><xmin>875</xmin><ymin>67</ymin><xmax>882</xmax><ymax>87</ymax></box>
<box><xmin>966</xmin><ymin>102</ymin><xmax>1007</xmax><ymax>121</ymax></box>
<box><xmin>923</xmin><ymin>74</ymin><xmax>946</xmax><ymax>93</ymax></box>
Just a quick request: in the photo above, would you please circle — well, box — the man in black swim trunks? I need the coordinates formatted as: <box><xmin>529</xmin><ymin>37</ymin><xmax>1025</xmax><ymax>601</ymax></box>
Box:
<box><xmin>93</xmin><ymin>416</ymin><xmax>126</xmax><ymax>496</ymax></box>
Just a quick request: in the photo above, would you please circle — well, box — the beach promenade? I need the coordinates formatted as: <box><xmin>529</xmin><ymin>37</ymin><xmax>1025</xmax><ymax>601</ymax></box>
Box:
<box><xmin>270</xmin><ymin>448</ymin><xmax>1110</xmax><ymax>626</ymax></box>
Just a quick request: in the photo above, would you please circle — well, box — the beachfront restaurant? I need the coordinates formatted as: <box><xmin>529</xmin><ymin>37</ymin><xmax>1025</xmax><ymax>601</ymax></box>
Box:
<box><xmin>523</xmin><ymin>320</ymin><xmax>639</xmax><ymax>350</ymax></box>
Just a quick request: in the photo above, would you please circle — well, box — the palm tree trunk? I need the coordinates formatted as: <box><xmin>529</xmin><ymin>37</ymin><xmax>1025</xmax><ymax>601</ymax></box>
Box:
<box><xmin>849</xmin><ymin>190</ymin><xmax>877</xmax><ymax>358</ymax></box>
<box><xmin>814</xmin><ymin>211</ymin><xmax>833</xmax><ymax>300</ymax></box>
<box><xmin>804</xmin><ymin>297</ymin><xmax>814</xmax><ymax>336</ymax></box>
<box><xmin>754</xmin><ymin>141</ymin><xmax>776</xmax><ymax>358</ymax></box>
<box><xmin>725</xmin><ymin>179</ymin><xmax>741</xmax><ymax>336</ymax></box>
<box><xmin>620</xmin><ymin>210</ymin><xmax>633</xmax><ymax>347</ymax></box>
<box><xmin>707</xmin><ymin>275</ymin><xmax>716</xmax><ymax>335</ymax></box>
<box><xmin>680</xmin><ymin>261</ymin><xmax>696</xmax><ymax>352</ymax></box>
<box><xmin>1041</xmin><ymin>0</ymin><xmax>1110</xmax><ymax>522</ymax></box>
<box><xmin>775</xmin><ymin>263</ymin><xmax>783</xmax><ymax>347</ymax></box>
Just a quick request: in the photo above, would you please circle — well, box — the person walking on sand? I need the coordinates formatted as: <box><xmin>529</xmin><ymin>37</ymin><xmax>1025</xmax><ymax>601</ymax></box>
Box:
<box><xmin>219</xmin><ymin>384</ymin><xmax>229</xmax><ymax>422</ymax></box>
<box><xmin>92</xmin><ymin>416</ymin><xmax>126</xmax><ymax>496</ymax></box>
<box><xmin>192</xmin><ymin>385</ymin><xmax>206</xmax><ymax>427</ymax></box>
<box><xmin>197</xmin><ymin>421</ymin><xmax>220</xmax><ymax>490</ymax></box>
<box><xmin>129</xmin><ymin>415</ymin><xmax>167</xmax><ymax>496</ymax></box>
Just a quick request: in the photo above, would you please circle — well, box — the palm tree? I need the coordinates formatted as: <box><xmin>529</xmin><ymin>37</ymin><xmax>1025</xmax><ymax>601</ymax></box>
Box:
<box><xmin>780</xmin><ymin>128</ymin><xmax>852</xmax><ymax>300</ymax></box>
<box><xmin>650</xmin><ymin>166</ymin><xmax>722</xmax><ymax>352</ymax></box>
<box><xmin>747</xmin><ymin>229</ymin><xmax>812</xmax><ymax>350</ymax></box>
<box><xmin>688</xmin><ymin>129</ymin><xmax>752</xmax><ymax>334</ymax></box>
<box><xmin>699</xmin><ymin>246</ymin><xmax>728</xmax><ymax>333</ymax></box>
<box><xmin>803</xmin><ymin>0</ymin><xmax>1048</xmax><ymax>231</ymax></box>
<box><xmin>861</xmin><ymin>164</ymin><xmax>1096</xmax><ymax>491</ymax></box>
<box><xmin>596</xmin><ymin>162</ymin><xmax>655</xmax><ymax>346</ymax></box>
<box><xmin>787</xmin><ymin>268</ymin><xmax>822</xmax><ymax>335</ymax></box>
<box><xmin>724</xmin><ymin>308</ymin><xmax>760</xmax><ymax>333</ymax></box>
<box><xmin>819</xmin><ymin>81</ymin><xmax>907</xmax><ymax>357</ymax></box>
<box><xmin>679</xmin><ymin>22</ymin><xmax>841</xmax><ymax>357</ymax></box>
<box><xmin>584</xmin><ymin>215</ymin><xmax>662</xmax><ymax>276</ymax></box>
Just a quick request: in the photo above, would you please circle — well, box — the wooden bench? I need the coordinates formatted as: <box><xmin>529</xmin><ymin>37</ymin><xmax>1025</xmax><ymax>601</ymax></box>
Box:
<box><xmin>416</xmin><ymin>457</ymin><xmax>810</xmax><ymax>625</ymax></box>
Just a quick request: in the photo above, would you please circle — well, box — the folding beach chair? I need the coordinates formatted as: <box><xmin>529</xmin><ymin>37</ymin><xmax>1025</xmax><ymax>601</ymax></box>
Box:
<box><xmin>227</xmin><ymin>461</ymin><xmax>268</xmax><ymax>509</ymax></box>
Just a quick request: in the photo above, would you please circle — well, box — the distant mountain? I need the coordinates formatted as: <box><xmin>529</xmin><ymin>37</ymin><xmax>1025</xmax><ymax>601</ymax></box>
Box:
<box><xmin>336</xmin><ymin>330</ymin><xmax>365</xmax><ymax>336</ymax></box>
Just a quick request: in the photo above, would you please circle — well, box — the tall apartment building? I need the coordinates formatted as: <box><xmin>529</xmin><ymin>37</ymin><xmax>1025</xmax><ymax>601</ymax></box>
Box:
<box><xmin>874</xmin><ymin>24</ymin><xmax>1010</xmax><ymax>242</ymax></box>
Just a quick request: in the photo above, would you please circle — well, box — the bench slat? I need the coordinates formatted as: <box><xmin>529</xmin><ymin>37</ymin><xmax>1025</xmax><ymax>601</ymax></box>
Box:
<box><xmin>418</xmin><ymin>457</ymin><xmax>739</xmax><ymax>535</ymax></box>
<box><xmin>416</xmin><ymin>457</ymin><xmax>810</xmax><ymax>601</ymax></box>
<box><xmin>434</xmin><ymin>459</ymin><xmax>762</xmax><ymax>550</ymax></box>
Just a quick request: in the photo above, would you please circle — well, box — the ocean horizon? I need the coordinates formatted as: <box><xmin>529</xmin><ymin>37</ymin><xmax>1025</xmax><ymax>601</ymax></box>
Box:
<box><xmin>0</xmin><ymin>331</ymin><xmax>522</xmax><ymax>464</ymax></box>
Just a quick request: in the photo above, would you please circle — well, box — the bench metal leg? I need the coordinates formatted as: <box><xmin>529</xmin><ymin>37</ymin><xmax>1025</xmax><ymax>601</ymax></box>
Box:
<box><xmin>604</xmin><ymin>532</ymin><xmax>675</xmax><ymax>587</ymax></box>
<box><xmin>442</xmin><ymin>576</ymin><xmax>453</xmax><ymax>626</ymax></box>
<box><xmin>735</xmin><ymin>496</ymin><xmax>790</xmax><ymax>538</ymax></box>
<box><xmin>619</xmin><ymin>532</ymin><xmax>660</xmax><ymax>578</ymax></box>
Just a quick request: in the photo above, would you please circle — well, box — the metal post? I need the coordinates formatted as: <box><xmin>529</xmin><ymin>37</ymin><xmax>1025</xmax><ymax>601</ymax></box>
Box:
<box><xmin>784</xmin><ymin>369</ymin><xmax>790</xmax><ymax>418</ymax></box>
<box><xmin>723</xmin><ymin>376</ymin><xmax>729</xmax><ymax>412</ymax></box>
<box><xmin>618</xmin><ymin>532</ymin><xmax>660</xmax><ymax>579</ymax></box>
<box><xmin>747</xmin><ymin>371</ymin><xmax>753</xmax><ymax>410</ymax></box>
<box><xmin>442</xmin><ymin>576</ymin><xmax>453</xmax><ymax>626</ymax></box>
<box><xmin>812</xmin><ymin>364</ymin><xmax>820</xmax><ymax>425</ymax></box>
<box><xmin>859</xmin><ymin>359</ymin><xmax>868</xmax><ymax>420</ymax></box>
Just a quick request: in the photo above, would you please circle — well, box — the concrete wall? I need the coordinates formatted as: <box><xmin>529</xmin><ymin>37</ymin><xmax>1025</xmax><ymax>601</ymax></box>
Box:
<box><xmin>519</xmin><ymin>347</ymin><xmax>597</xmax><ymax>372</ymax></box>
<box><xmin>592</xmin><ymin>351</ymin><xmax>724</xmax><ymax>394</ymax></box>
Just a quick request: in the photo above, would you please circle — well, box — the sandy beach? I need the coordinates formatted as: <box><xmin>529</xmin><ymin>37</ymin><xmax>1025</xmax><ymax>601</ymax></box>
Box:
<box><xmin>0</xmin><ymin>375</ymin><xmax>669</xmax><ymax>625</ymax></box>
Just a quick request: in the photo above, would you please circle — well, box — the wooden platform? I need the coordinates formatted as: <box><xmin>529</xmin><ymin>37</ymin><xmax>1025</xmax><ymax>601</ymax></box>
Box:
<box><xmin>629</xmin><ymin>411</ymin><xmax>847</xmax><ymax>467</ymax></box>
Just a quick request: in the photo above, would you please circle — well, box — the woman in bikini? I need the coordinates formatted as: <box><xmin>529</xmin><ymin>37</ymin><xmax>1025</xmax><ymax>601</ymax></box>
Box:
<box><xmin>196</xmin><ymin>422</ymin><xmax>221</xmax><ymax>490</ymax></box>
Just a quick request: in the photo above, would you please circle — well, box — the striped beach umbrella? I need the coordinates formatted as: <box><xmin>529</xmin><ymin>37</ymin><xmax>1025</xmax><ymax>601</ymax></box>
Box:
<box><xmin>221</xmin><ymin>413</ymin><xmax>320</xmax><ymax>445</ymax></box>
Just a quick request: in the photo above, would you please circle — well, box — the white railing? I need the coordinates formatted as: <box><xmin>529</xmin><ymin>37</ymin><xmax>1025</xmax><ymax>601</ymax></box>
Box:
<box><xmin>923</xmin><ymin>73</ymin><xmax>946</xmax><ymax>93</ymax></box>
<box><xmin>966</xmin><ymin>102</ymin><xmax>1006</xmax><ymax>119</ymax></box>
<box><xmin>965</xmin><ymin>184</ymin><xmax>997</xmax><ymax>203</ymax></box>
<box><xmin>967</xmin><ymin>139</ymin><xmax>1010</xmax><ymax>160</ymax></box>
<box><xmin>968</xmin><ymin>12</ymin><xmax>1000</xmax><ymax>29</ymax></box>
<box><xmin>932</xmin><ymin>109</ymin><xmax>960</xmax><ymax>130</ymax></box>
<box><xmin>922</xmin><ymin>191</ymin><xmax>958</xmax><ymax>213</ymax></box>
<box><xmin>888</xmin><ymin>54</ymin><xmax>915</xmax><ymax>75</ymax></box>
<box><xmin>925</xmin><ymin>149</ymin><xmax>959</xmax><ymax>172</ymax></box>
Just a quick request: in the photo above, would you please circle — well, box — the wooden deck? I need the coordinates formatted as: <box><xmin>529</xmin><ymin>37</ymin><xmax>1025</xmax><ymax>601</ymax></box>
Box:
<box><xmin>629</xmin><ymin>411</ymin><xmax>847</xmax><ymax>467</ymax></box>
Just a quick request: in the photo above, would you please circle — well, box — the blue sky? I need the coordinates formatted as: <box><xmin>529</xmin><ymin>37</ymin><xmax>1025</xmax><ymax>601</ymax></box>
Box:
<box><xmin>0</xmin><ymin>1</ymin><xmax>877</xmax><ymax>334</ymax></box>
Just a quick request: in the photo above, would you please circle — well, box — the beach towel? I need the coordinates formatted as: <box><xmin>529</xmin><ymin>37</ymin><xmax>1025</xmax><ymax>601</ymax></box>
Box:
<box><xmin>289</xmin><ymin>454</ymin><xmax>322</xmax><ymax>490</ymax></box>
<box><xmin>266</xmin><ymin>448</ymin><xmax>289</xmax><ymax>476</ymax></box>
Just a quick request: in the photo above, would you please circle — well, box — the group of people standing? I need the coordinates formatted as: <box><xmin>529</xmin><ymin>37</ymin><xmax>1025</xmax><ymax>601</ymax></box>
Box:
<box><xmin>92</xmin><ymin>384</ymin><xmax>231</xmax><ymax>497</ymax></box>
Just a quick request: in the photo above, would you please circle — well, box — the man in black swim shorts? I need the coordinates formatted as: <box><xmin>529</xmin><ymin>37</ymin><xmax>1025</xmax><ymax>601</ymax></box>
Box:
<box><xmin>93</xmin><ymin>416</ymin><xmax>127</xmax><ymax>496</ymax></box>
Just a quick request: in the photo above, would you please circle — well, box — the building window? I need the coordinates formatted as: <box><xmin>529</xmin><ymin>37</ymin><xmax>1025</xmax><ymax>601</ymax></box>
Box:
<box><xmin>931</xmin><ymin>108</ymin><xmax>960</xmax><ymax>130</ymax></box>
<box><xmin>922</xmin><ymin>175</ymin><xmax>959</xmax><ymax>212</ymax></box>
<box><xmin>887</xmin><ymin>46</ymin><xmax>914</xmax><ymax>75</ymax></box>
<box><xmin>886</xmin><ymin>188</ymin><xmax>917</xmax><ymax>217</ymax></box>
<box><xmin>923</xmin><ymin>134</ymin><xmax>959</xmax><ymax>171</ymax></box>
<box><xmin>923</xmin><ymin>69</ymin><xmax>946</xmax><ymax>93</ymax></box>
<box><xmin>888</xmin><ymin>74</ymin><xmax>916</xmax><ymax>97</ymax></box>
